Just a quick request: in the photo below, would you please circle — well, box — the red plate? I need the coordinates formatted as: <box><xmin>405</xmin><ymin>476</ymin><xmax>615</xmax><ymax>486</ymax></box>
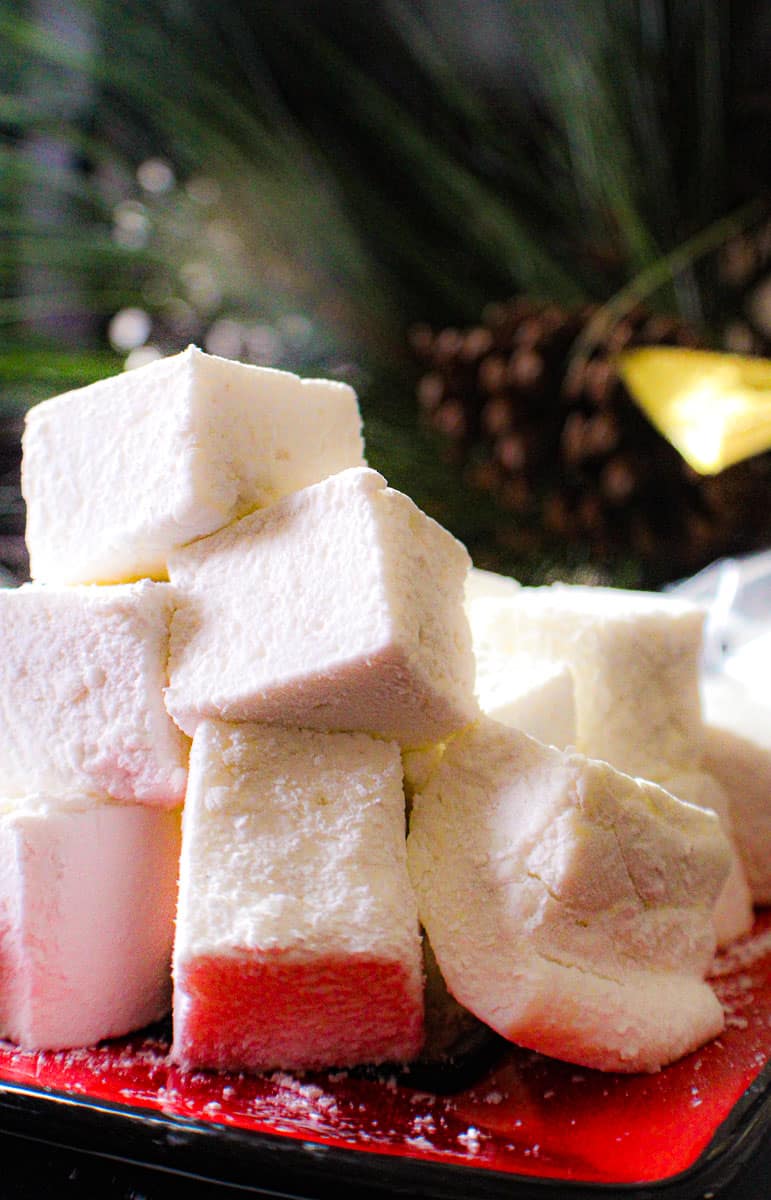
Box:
<box><xmin>0</xmin><ymin>913</ymin><xmax>769</xmax><ymax>1197</ymax></box>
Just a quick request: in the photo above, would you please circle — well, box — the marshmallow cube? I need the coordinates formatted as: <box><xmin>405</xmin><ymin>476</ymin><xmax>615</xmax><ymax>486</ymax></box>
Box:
<box><xmin>408</xmin><ymin>719</ymin><xmax>730</xmax><ymax>1073</ymax></box>
<box><xmin>470</xmin><ymin>585</ymin><xmax>705</xmax><ymax>778</ymax></box>
<box><xmin>172</xmin><ymin>721</ymin><xmax>424</xmax><ymax>1072</ymax></box>
<box><xmin>473</xmin><ymin>649</ymin><xmax>576</xmax><ymax>749</ymax></box>
<box><xmin>22</xmin><ymin>346</ymin><xmax>365</xmax><ymax>584</ymax></box>
<box><xmin>167</xmin><ymin>468</ymin><xmax>478</xmax><ymax>744</ymax></box>
<box><xmin>466</xmin><ymin>575</ymin><xmax>575</xmax><ymax>748</ymax></box>
<box><xmin>659</xmin><ymin>768</ymin><xmax>754</xmax><ymax>947</ymax></box>
<box><xmin>464</xmin><ymin>566</ymin><xmax>521</xmax><ymax>605</ymax></box>
<box><xmin>0</xmin><ymin>795</ymin><xmax>180</xmax><ymax>1050</ymax></box>
<box><xmin>703</xmin><ymin>675</ymin><xmax>771</xmax><ymax>904</ymax></box>
<box><xmin>0</xmin><ymin>583</ymin><xmax>188</xmax><ymax>806</ymax></box>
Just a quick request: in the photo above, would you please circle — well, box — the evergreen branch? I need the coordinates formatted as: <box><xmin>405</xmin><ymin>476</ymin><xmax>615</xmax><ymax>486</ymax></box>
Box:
<box><xmin>0</xmin><ymin>289</ymin><xmax>140</xmax><ymax>324</ymax></box>
<box><xmin>268</xmin><ymin>8</ymin><xmax>586</xmax><ymax>304</ymax></box>
<box><xmin>0</xmin><ymin>347</ymin><xmax>120</xmax><ymax>383</ymax></box>
<box><xmin>567</xmin><ymin>198</ymin><xmax>767</xmax><ymax>377</ymax></box>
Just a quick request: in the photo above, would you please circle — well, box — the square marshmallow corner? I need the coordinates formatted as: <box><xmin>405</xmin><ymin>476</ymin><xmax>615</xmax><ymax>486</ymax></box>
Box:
<box><xmin>473</xmin><ymin>648</ymin><xmax>576</xmax><ymax>749</ymax></box>
<box><xmin>469</xmin><ymin>584</ymin><xmax>706</xmax><ymax>778</ymax></box>
<box><xmin>166</xmin><ymin>467</ymin><xmax>478</xmax><ymax>745</ymax></box>
<box><xmin>22</xmin><ymin>345</ymin><xmax>365</xmax><ymax>584</ymax></box>
<box><xmin>172</xmin><ymin>721</ymin><xmax>424</xmax><ymax>1072</ymax></box>
<box><xmin>0</xmin><ymin>581</ymin><xmax>188</xmax><ymax>806</ymax></box>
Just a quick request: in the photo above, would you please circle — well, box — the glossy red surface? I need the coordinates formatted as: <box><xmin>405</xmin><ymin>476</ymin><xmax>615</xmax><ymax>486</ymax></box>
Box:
<box><xmin>0</xmin><ymin>912</ymin><xmax>769</xmax><ymax>1188</ymax></box>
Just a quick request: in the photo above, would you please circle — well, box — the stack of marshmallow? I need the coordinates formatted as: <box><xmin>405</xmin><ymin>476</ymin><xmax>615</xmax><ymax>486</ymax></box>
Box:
<box><xmin>0</xmin><ymin>344</ymin><xmax>753</xmax><ymax>1075</ymax></box>
<box><xmin>465</xmin><ymin>574</ymin><xmax>771</xmax><ymax>935</ymax></box>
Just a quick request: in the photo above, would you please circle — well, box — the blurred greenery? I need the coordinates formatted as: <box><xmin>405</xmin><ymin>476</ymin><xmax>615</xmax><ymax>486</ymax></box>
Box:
<box><xmin>0</xmin><ymin>0</ymin><xmax>768</xmax><ymax>576</ymax></box>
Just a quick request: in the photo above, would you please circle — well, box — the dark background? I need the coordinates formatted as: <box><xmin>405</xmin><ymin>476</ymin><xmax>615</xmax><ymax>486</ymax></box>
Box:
<box><xmin>1</xmin><ymin>0</ymin><xmax>770</xmax><ymax>586</ymax></box>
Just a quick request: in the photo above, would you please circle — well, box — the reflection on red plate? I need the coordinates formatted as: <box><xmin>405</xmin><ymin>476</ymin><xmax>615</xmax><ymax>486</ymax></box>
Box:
<box><xmin>0</xmin><ymin>912</ymin><xmax>769</xmax><ymax>1187</ymax></box>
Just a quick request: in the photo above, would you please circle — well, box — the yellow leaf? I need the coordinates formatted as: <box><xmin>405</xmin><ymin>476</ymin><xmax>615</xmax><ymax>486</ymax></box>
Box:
<box><xmin>617</xmin><ymin>347</ymin><xmax>771</xmax><ymax>474</ymax></box>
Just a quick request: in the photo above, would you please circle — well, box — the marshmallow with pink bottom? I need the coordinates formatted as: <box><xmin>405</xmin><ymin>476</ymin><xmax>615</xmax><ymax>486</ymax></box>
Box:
<box><xmin>0</xmin><ymin>794</ymin><xmax>180</xmax><ymax>1049</ymax></box>
<box><xmin>407</xmin><ymin>719</ymin><xmax>730</xmax><ymax>1073</ymax></box>
<box><xmin>172</xmin><ymin>721</ymin><xmax>424</xmax><ymax>1072</ymax></box>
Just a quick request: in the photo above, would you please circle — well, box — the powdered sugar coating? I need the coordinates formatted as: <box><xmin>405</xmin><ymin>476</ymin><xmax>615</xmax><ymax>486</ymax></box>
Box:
<box><xmin>166</xmin><ymin>468</ymin><xmax>478</xmax><ymax>745</ymax></box>
<box><xmin>408</xmin><ymin>718</ymin><xmax>730</xmax><ymax>1073</ymax></box>
<box><xmin>0</xmin><ymin>795</ymin><xmax>180</xmax><ymax>1049</ymax></box>
<box><xmin>0</xmin><ymin>582</ymin><xmax>188</xmax><ymax>806</ymax></box>
<box><xmin>702</xmin><ymin>676</ymin><xmax>771</xmax><ymax>904</ymax></box>
<box><xmin>22</xmin><ymin>345</ymin><xmax>364</xmax><ymax>584</ymax></box>
<box><xmin>468</xmin><ymin>584</ymin><xmax>706</xmax><ymax>778</ymax></box>
<box><xmin>172</xmin><ymin>721</ymin><xmax>424</xmax><ymax>1071</ymax></box>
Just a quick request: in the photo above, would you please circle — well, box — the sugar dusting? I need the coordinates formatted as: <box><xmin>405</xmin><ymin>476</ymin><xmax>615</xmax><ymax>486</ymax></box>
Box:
<box><xmin>0</xmin><ymin>911</ymin><xmax>768</xmax><ymax>1185</ymax></box>
<box><xmin>457</xmin><ymin>1125</ymin><xmax>484</xmax><ymax>1154</ymax></box>
<box><xmin>260</xmin><ymin>1071</ymin><xmax>345</xmax><ymax>1131</ymax></box>
<box><xmin>708</xmin><ymin>922</ymin><xmax>771</xmax><ymax>1032</ymax></box>
<box><xmin>709</xmin><ymin>926</ymin><xmax>771</xmax><ymax>977</ymax></box>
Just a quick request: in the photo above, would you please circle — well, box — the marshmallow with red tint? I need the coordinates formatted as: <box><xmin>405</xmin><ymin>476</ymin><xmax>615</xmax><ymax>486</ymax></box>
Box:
<box><xmin>172</xmin><ymin>721</ymin><xmax>423</xmax><ymax>1072</ymax></box>
<box><xmin>0</xmin><ymin>794</ymin><xmax>180</xmax><ymax>1049</ymax></box>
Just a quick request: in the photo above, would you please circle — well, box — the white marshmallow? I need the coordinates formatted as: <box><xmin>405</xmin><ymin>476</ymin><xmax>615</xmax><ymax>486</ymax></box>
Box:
<box><xmin>469</xmin><ymin>585</ymin><xmax>705</xmax><ymax>778</ymax></box>
<box><xmin>22</xmin><ymin>345</ymin><xmax>365</xmax><ymax>584</ymax></box>
<box><xmin>465</xmin><ymin>571</ymin><xmax>576</xmax><ymax>747</ymax></box>
<box><xmin>464</xmin><ymin>566</ymin><xmax>521</xmax><ymax>605</ymax></box>
<box><xmin>0</xmin><ymin>793</ymin><xmax>180</xmax><ymax>1049</ymax></box>
<box><xmin>402</xmin><ymin>744</ymin><xmax>446</xmax><ymax>804</ymax></box>
<box><xmin>473</xmin><ymin>648</ymin><xmax>576</xmax><ymax>748</ymax></box>
<box><xmin>470</xmin><ymin>580</ymin><xmax>751</xmax><ymax>942</ymax></box>
<box><xmin>166</xmin><ymin>468</ymin><xmax>478</xmax><ymax>744</ymax></box>
<box><xmin>0</xmin><ymin>582</ymin><xmax>188</xmax><ymax>806</ymax></box>
<box><xmin>407</xmin><ymin>718</ymin><xmax>730</xmax><ymax>1073</ymax></box>
<box><xmin>658</xmin><ymin>769</ymin><xmax>754</xmax><ymax>947</ymax></box>
<box><xmin>172</xmin><ymin>721</ymin><xmax>423</xmax><ymax>1071</ymax></box>
<box><xmin>702</xmin><ymin>675</ymin><xmax>771</xmax><ymax>904</ymax></box>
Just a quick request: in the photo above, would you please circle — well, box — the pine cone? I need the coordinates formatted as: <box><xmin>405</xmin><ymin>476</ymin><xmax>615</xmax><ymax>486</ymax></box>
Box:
<box><xmin>719</xmin><ymin>217</ymin><xmax>771</xmax><ymax>356</ymax></box>
<box><xmin>411</xmin><ymin>298</ymin><xmax>771</xmax><ymax>585</ymax></box>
